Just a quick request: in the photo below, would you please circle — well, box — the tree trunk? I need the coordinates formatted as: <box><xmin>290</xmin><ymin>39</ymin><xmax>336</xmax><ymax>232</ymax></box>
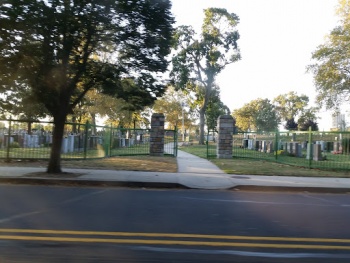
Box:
<box><xmin>199</xmin><ymin>108</ymin><xmax>206</xmax><ymax>145</ymax></box>
<box><xmin>27</xmin><ymin>122</ymin><xmax>32</xmax><ymax>135</ymax></box>
<box><xmin>47</xmin><ymin>112</ymin><xmax>67</xmax><ymax>173</ymax></box>
<box><xmin>91</xmin><ymin>113</ymin><xmax>97</xmax><ymax>135</ymax></box>
<box><xmin>198</xmin><ymin>82</ymin><xmax>212</xmax><ymax>145</ymax></box>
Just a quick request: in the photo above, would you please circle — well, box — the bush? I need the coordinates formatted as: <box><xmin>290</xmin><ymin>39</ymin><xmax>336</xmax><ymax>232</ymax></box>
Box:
<box><xmin>276</xmin><ymin>150</ymin><xmax>285</xmax><ymax>155</ymax></box>
<box><xmin>9</xmin><ymin>142</ymin><xmax>20</xmax><ymax>148</ymax></box>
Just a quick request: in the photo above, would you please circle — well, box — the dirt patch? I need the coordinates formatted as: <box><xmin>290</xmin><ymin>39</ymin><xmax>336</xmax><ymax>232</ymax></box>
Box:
<box><xmin>0</xmin><ymin>156</ymin><xmax>177</xmax><ymax>173</ymax></box>
<box><xmin>23</xmin><ymin>172</ymin><xmax>84</xmax><ymax>178</ymax></box>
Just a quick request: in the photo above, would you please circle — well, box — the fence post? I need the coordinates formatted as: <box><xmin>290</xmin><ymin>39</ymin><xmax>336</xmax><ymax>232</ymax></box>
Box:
<box><xmin>83</xmin><ymin>121</ymin><xmax>89</xmax><ymax>160</ymax></box>
<box><xmin>206</xmin><ymin>130</ymin><xmax>209</xmax><ymax>159</ymax></box>
<box><xmin>6</xmin><ymin>118</ymin><xmax>12</xmax><ymax>162</ymax></box>
<box><xmin>174</xmin><ymin>126</ymin><xmax>178</xmax><ymax>157</ymax></box>
<box><xmin>275</xmin><ymin>129</ymin><xmax>279</xmax><ymax>161</ymax></box>
<box><xmin>308</xmin><ymin>126</ymin><xmax>313</xmax><ymax>169</ymax></box>
<box><xmin>108</xmin><ymin>124</ymin><xmax>113</xmax><ymax>157</ymax></box>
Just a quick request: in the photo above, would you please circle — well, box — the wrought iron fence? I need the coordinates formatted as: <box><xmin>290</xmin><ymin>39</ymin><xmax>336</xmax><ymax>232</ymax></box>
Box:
<box><xmin>0</xmin><ymin>119</ymin><xmax>177</xmax><ymax>161</ymax></box>
<box><xmin>206</xmin><ymin>129</ymin><xmax>350</xmax><ymax>171</ymax></box>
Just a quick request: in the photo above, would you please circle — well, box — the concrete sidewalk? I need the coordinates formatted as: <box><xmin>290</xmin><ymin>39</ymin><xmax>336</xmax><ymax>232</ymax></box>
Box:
<box><xmin>0</xmin><ymin>150</ymin><xmax>350</xmax><ymax>192</ymax></box>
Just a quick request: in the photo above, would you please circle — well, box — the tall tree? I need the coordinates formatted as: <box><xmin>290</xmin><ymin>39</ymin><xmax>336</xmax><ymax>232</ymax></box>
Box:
<box><xmin>198</xmin><ymin>87</ymin><xmax>230</xmax><ymax>131</ymax></box>
<box><xmin>233</xmin><ymin>98</ymin><xmax>278</xmax><ymax>132</ymax></box>
<box><xmin>0</xmin><ymin>0</ymin><xmax>174</xmax><ymax>173</ymax></box>
<box><xmin>308</xmin><ymin>0</ymin><xmax>350</xmax><ymax>110</ymax></box>
<box><xmin>273</xmin><ymin>91</ymin><xmax>309</xmax><ymax>125</ymax></box>
<box><xmin>298</xmin><ymin>120</ymin><xmax>319</xmax><ymax>131</ymax></box>
<box><xmin>170</xmin><ymin>8</ymin><xmax>240</xmax><ymax>144</ymax></box>
<box><xmin>297</xmin><ymin>107</ymin><xmax>319</xmax><ymax>131</ymax></box>
<box><xmin>153</xmin><ymin>86</ymin><xmax>192</xmax><ymax>130</ymax></box>
<box><xmin>284</xmin><ymin>118</ymin><xmax>298</xmax><ymax>131</ymax></box>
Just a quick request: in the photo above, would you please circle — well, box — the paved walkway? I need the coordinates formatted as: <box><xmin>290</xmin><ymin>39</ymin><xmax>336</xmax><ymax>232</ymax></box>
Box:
<box><xmin>0</xmin><ymin>150</ymin><xmax>350</xmax><ymax>192</ymax></box>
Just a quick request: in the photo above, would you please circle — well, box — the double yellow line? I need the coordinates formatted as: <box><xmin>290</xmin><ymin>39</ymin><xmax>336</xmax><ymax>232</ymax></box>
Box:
<box><xmin>0</xmin><ymin>228</ymin><xmax>349</xmax><ymax>250</ymax></box>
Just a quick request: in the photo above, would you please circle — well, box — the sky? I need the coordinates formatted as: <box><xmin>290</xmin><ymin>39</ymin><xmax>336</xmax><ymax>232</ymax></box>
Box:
<box><xmin>171</xmin><ymin>0</ymin><xmax>340</xmax><ymax>130</ymax></box>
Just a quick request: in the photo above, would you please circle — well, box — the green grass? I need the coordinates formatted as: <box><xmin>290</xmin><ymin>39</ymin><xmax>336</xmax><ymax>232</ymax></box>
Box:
<box><xmin>0</xmin><ymin>146</ymin><xmax>106</xmax><ymax>159</ymax></box>
<box><xmin>0</xmin><ymin>140</ymin><xmax>177</xmax><ymax>160</ymax></box>
<box><xmin>180</xmin><ymin>144</ymin><xmax>350</xmax><ymax>177</ymax></box>
<box><xmin>0</xmin><ymin>155</ymin><xmax>178</xmax><ymax>173</ymax></box>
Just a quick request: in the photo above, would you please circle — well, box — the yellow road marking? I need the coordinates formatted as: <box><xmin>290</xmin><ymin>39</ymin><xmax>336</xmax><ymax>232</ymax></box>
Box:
<box><xmin>0</xmin><ymin>235</ymin><xmax>350</xmax><ymax>250</ymax></box>
<box><xmin>0</xmin><ymin>228</ymin><xmax>349</xmax><ymax>243</ymax></box>
<box><xmin>0</xmin><ymin>229</ymin><xmax>349</xmax><ymax>250</ymax></box>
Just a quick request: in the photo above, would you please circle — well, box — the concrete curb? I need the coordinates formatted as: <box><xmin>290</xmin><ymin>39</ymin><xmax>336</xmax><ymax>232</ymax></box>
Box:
<box><xmin>231</xmin><ymin>185</ymin><xmax>350</xmax><ymax>194</ymax></box>
<box><xmin>1</xmin><ymin>177</ymin><xmax>350</xmax><ymax>193</ymax></box>
<box><xmin>0</xmin><ymin>177</ymin><xmax>188</xmax><ymax>189</ymax></box>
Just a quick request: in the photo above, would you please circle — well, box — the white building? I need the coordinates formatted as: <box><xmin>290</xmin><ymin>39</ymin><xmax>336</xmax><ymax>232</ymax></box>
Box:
<box><xmin>331</xmin><ymin>113</ymin><xmax>346</xmax><ymax>130</ymax></box>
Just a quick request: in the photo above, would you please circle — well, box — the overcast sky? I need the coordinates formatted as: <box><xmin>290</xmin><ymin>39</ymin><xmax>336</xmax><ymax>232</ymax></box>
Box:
<box><xmin>171</xmin><ymin>0</ymin><xmax>340</xmax><ymax>130</ymax></box>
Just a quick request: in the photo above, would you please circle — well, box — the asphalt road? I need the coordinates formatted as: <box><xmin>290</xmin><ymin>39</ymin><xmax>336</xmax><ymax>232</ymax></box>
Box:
<box><xmin>0</xmin><ymin>184</ymin><xmax>350</xmax><ymax>262</ymax></box>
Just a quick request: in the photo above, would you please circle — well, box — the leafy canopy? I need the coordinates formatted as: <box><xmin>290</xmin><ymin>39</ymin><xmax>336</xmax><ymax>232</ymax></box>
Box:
<box><xmin>0</xmin><ymin>0</ymin><xmax>174</xmax><ymax>117</ymax></box>
<box><xmin>233</xmin><ymin>98</ymin><xmax>278</xmax><ymax>132</ymax></box>
<box><xmin>308</xmin><ymin>0</ymin><xmax>350</xmax><ymax>110</ymax></box>
<box><xmin>273</xmin><ymin>91</ymin><xmax>309</xmax><ymax>121</ymax></box>
<box><xmin>170</xmin><ymin>7</ymin><xmax>240</xmax><ymax>143</ymax></box>
<box><xmin>0</xmin><ymin>0</ymin><xmax>174</xmax><ymax>173</ymax></box>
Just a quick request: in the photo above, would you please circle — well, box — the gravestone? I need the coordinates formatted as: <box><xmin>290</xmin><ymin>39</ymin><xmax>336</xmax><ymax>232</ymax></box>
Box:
<box><xmin>316</xmin><ymin>141</ymin><xmax>325</xmax><ymax>151</ymax></box>
<box><xmin>255</xmin><ymin>140</ymin><xmax>260</xmax><ymax>151</ymax></box>
<box><xmin>242</xmin><ymin>139</ymin><xmax>248</xmax><ymax>148</ymax></box>
<box><xmin>67</xmin><ymin>135</ymin><xmax>75</xmax><ymax>152</ymax></box>
<box><xmin>61</xmin><ymin>137</ymin><xmax>68</xmax><ymax>153</ymax></box>
<box><xmin>313</xmin><ymin>144</ymin><xmax>323</xmax><ymax>161</ymax></box>
<box><xmin>292</xmin><ymin>143</ymin><xmax>299</xmax><ymax>155</ymax></box>
<box><xmin>278</xmin><ymin>140</ymin><xmax>283</xmax><ymax>150</ymax></box>
<box><xmin>247</xmin><ymin>139</ymin><xmax>254</xmax><ymax>150</ymax></box>
<box><xmin>261</xmin><ymin>140</ymin><xmax>267</xmax><ymax>153</ymax></box>
<box><xmin>296</xmin><ymin>144</ymin><xmax>302</xmax><ymax>158</ymax></box>
<box><xmin>267</xmin><ymin>141</ymin><xmax>274</xmax><ymax>153</ymax></box>
<box><xmin>283</xmin><ymin>142</ymin><xmax>288</xmax><ymax>152</ymax></box>
<box><xmin>326</xmin><ymin>141</ymin><xmax>333</xmax><ymax>152</ymax></box>
<box><xmin>334</xmin><ymin>142</ymin><xmax>340</xmax><ymax>152</ymax></box>
<box><xmin>306</xmin><ymin>143</ymin><xmax>313</xmax><ymax>160</ymax></box>
<box><xmin>288</xmin><ymin>142</ymin><xmax>294</xmax><ymax>154</ymax></box>
<box><xmin>301</xmin><ymin>141</ymin><xmax>307</xmax><ymax>150</ymax></box>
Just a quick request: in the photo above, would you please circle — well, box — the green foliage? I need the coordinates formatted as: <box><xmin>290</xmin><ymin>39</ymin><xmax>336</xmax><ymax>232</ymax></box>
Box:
<box><xmin>0</xmin><ymin>0</ymin><xmax>174</xmax><ymax>172</ymax></box>
<box><xmin>284</xmin><ymin>118</ymin><xmax>298</xmax><ymax>131</ymax></box>
<box><xmin>9</xmin><ymin>142</ymin><xmax>20</xmax><ymax>148</ymax></box>
<box><xmin>170</xmin><ymin>7</ymin><xmax>240</xmax><ymax>144</ymax></box>
<box><xmin>233</xmin><ymin>98</ymin><xmax>278</xmax><ymax>132</ymax></box>
<box><xmin>307</xmin><ymin>0</ymin><xmax>350</xmax><ymax>109</ymax></box>
<box><xmin>152</xmin><ymin>86</ymin><xmax>192</xmax><ymax>130</ymax></box>
<box><xmin>298</xmin><ymin>120</ymin><xmax>319</xmax><ymax>131</ymax></box>
<box><xmin>273</xmin><ymin>91</ymin><xmax>309</xmax><ymax>122</ymax></box>
<box><xmin>206</xmin><ymin>93</ymin><xmax>231</xmax><ymax>130</ymax></box>
<box><xmin>297</xmin><ymin>107</ymin><xmax>319</xmax><ymax>131</ymax></box>
<box><xmin>276</xmin><ymin>150</ymin><xmax>285</xmax><ymax>155</ymax></box>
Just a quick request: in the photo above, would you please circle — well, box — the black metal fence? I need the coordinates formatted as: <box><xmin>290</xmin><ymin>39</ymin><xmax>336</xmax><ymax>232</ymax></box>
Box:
<box><xmin>0</xmin><ymin>119</ymin><xmax>177</xmax><ymax>160</ymax></box>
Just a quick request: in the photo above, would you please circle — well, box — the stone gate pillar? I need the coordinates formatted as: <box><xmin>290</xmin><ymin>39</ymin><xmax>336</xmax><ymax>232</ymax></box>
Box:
<box><xmin>150</xmin><ymin>113</ymin><xmax>165</xmax><ymax>156</ymax></box>
<box><xmin>217</xmin><ymin>115</ymin><xmax>234</xmax><ymax>159</ymax></box>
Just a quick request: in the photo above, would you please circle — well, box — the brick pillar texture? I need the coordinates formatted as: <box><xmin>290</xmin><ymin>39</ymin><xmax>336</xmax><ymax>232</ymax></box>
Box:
<box><xmin>150</xmin><ymin>113</ymin><xmax>165</xmax><ymax>156</ymax></box>
<box><xmin>217</xmin><ymin>115</ymin><xmax>234</xmax><ymax>159</ymax></box>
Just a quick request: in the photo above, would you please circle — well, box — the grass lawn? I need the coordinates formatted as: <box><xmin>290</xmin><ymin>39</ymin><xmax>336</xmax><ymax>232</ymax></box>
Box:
<box><xmin>2</xmin><ymin>143</ymin><xmax>350</xmax><ymax>177</ymax></box>
<box><xmin>0</xmin><ymin>156</ymin><xmax>178</xmax><ymax>173</ymax></box>
<box><xmin>180</xmin><ymin>145</ymin><xmax>350</xmax><ymax>178</ymax></box>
